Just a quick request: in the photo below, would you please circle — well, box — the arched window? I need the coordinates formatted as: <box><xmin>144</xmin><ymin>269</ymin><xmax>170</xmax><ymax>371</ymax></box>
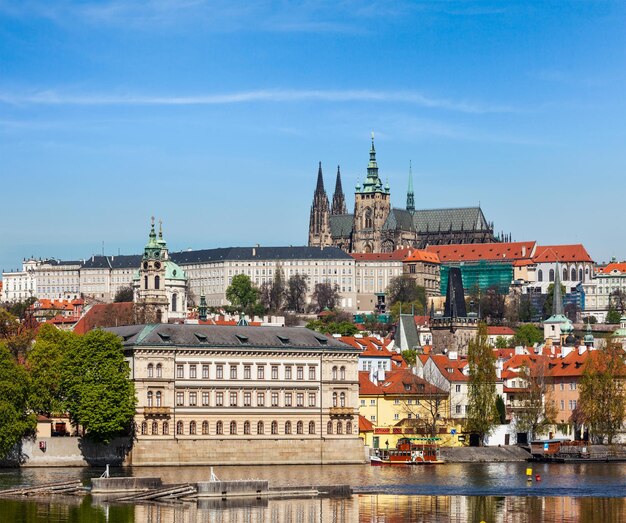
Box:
<box><xmin>309</xmin><ymin>421</ymin><xmax>315</xmax><ymax>434</ymax></box>
<box><xmin>176</xmin><ymin>421</ymin><xmax>183</xmax><ymax>435</ymax></box>
<box><xmin>144</xmin><ymin>275</ymin><xmax>149</xmax><ymax>289</ymax></box>
<box><xmin>571</xmin><ymin>268</ymin><xmax>577</xmax><ymax>281</ymax></box>
<box><xmin>296</xmin><ymin>421</ymin><xmax>303</xmax><ymax>435</ymax></box>
<box><xmin>537</xmin><ymin>270</ymin><xmax>543</xmax><ymax>282</ymax></box>
<box><xmin>216</xmin><ymin>421</ymin><xmax>223</xmax><ymax>435</ymax></box>
<box><xmin>364</xmin><ymin>208</ymin><xmax>373</xmax><ymax>229</ymax></box>
<box><xmin>147</xmin><ymin>363</ymin><xmax>154</xmax><ymax>378</ymax></box>
<box><xmin>202</xmin><ymin>421</ymin><xmax>209</xmax><ymax>435</ymax></box>
<box><xmin>332</xmin><ymin>366</ymin><xmax>338</xmax><ymax>380</ymax></box>
<box><xmin>141</xmin><ymin>422</ymin><xmax>148</xmax><ymax>435</ymax></box>
<box><xmin>285</xmin><ymin>421</ymin><xmax>292</xmax><ymax>434</ymax></box>
<box><xmin>271</xmin><ymin>421</ymin><xmax>278</xmax><ymax>435</ymax></box>
<box><xmin>189</xmin><ymin>421</ymin><xmax>196</xmax><ymax>435</ymax></box>
<box><xmin>327</xmin><ymin>421</ymin><xmax>333</xmax><ymax>435</ymax></box>
<box><xmin>549</xmin><ymin>269</ymin><xmax>555</xmax><ymax>282</ymax></box>
<box><xmin>230</xmin><ymin>421</ymin><xmax>237</xmax><ymax>435</ymax></box>
<box><xmin>332</xmin><ymin>392</ymin><xmax>338</xmax><ymax>407</ymax></box>
<box><xmin>156</xmin><ymin>363</ymin><xmax>162</xmax><ymax>378</ymax></box>
<box><xmin>147</xmin><ymin>391</ymin><xmax>153</xmax><ymax>407</ymax></box>
<box><xmin>346</xmin><ymin>421</ymin><xmax>352</xmax><ymax>434</ymax></box>
<box><xmin>155</xmin><ymin>275</ymin><xmax>160</xmax><ymax>290</ymax></box>
<box><xmin>340</xmin><ymin>366</ymin><xmax>346</xmax><ymax>380</ymax></box>
<box><xmin>337</xmin><ymin>422</ymin><xmax>343</xmax><ymax>434</ymax></box>
<box><xmin>162</xmin><ymin>421</ymin><xmax>169</xmax><ymax>435</ymax></box>
<box><xmin>244</xmin><ymin>421</ymin><xmax>250</xmax><ymax>435</ymax></box>
<box><xmin>151</xmin><ymin>421</ymin><xmax>158</xmax><ymax>435</ymax></box>
<box><xmin>171</xmin><ymin>293</ymin><xmax>177</xmax><ymax>312</ymax></box>
<box><xmin>579</xmin><ymin>268</ymin><xmax>584</xmax><ymax>282</ymax></box>
<box><xmin>257</xmin><ymin>421</ymin><xmax>264</xmax><ymax>435</ymax></box>
<box><xmin>155</xmin><ymin>391</ymin><xmax>162</xmax><ymax>407</ymax></box>
<box><xmin>563</xmin><ymin>268</ymin><xmax>567</xmax><ymax>282</ymax></box>
<box><xmin>340</xmin><ymin>392</ymin><xmax>346</xmax><ymax>407</ymax></box>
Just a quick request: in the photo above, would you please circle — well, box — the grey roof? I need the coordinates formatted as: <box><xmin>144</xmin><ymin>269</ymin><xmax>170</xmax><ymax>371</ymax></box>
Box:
<box><xmin>412</xmin><ymin>207</ymin><xmax>489</xmax><ymax>232</ymax></box>
<box><xmin>397</xmin><ymin>314</ymin><xmax>420</xmax><ymax>350</ymax></box>
<box><xmin>106</xmin><ymin>324</ymin><xmax>356</xmax><ymax>351</ymax></box>
<box><xmin>82</xmin><ymin>255</ymin><xmax>142</xmax><ymax>270</ymax></box>
<box><xmin>329</xmin><ymin>214</ymin><xmax>354</xmax><ymax>239</ymax></box>
<box><xmin>170</xmin><ymin>246</ymin><xmax>352</xmax><ymax>264</ymax></box>
<box><xmin>383</xmin><ymin>209</ymin><xmax>415</xmax><ymax>232</ymax></box>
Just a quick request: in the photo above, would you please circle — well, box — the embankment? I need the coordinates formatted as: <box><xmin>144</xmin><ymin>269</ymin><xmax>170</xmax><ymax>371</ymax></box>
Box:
<box><xmin>441</xmin><ymin>446</ymin><xmax>531</xmax><ymax>463</ymax></box>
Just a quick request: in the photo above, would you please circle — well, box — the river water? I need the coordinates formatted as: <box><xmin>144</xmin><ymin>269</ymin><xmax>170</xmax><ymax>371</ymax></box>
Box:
<box><xmin>1</xmin><ymin>463</ymin><xmax>625</xmax><ymax>522</ymax></box>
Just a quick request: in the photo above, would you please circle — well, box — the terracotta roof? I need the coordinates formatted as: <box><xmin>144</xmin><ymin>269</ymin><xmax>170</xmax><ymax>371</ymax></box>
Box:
<box><xmin>429</xmin><ymin>355</ymin><xmax>469</xmax><ymax>382</ymax></box>
<box><xmin>340</xmin><ymin>336</ymin><xmax>395</xmax><ymax>358</ymax></box>
<box><xmin>73</xmin><ymin>302</ymin><xmax>135</xmax><ymax>335</ymax></box>
<box><xmin>359</xmin><ymin>415</ymin><xmax>374</xmax><ymax>432</ymax></box>
<box><xmin>391</xmin><ymin>353</ymin><xmax>408</xmax><ymax>368</ymax></box>
<box><xmin>350</xmin><ymin>248</ymin><xmax>412</xmax><ymax>262</ymax></box>
<box><xmin>359</xmin><ymin>369</ymin><xmax>447</xmax><ymax>396</ymax></box>
<box><xmin>494</xmin><ymin>348</ymin><xmax>517</xmax><ymax>359</ymax></box>
<box><xmin>599</xmin><ymin>262</ymin><xmax>626</xmax><ymax>275</ymax></box>
<box><xmin>403</xmin><ymin>250</ymin><xmax>440</xmax><ymax>264</ymax></box>
<box><xmin>533</xmin><ymin>245</ymin><xmax>593</xmax><ymax>263</ymax></box>
<box><xmin>548</xmin><ymin>350</ymin><xmax>597</xmax><ymax>378</ymax></box>
<box><xmin>487</xmin><ymin>326</ymin><xmax>515</xmax><ymax>336</ymax></box>
<box><xmin>414</xmin><ymin>315</ymin><xmax>430</xmax><ymax>327</ymax></box>
<box><xmin>426</xmin><ymin>242</ymin><xmax>536</xmax><ymax>263</ymax></box>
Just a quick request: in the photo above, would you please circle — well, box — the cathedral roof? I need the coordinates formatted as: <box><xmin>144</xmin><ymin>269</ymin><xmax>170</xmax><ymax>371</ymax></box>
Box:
<box><xmin>383</xmin><ymin>209</ymin><xmax>415</xmax><ymax>232</ymax></box>
<box><xmin>411</xmin><ymin>207</ymin><xmax>490</xmax><ymax>232</ymax></box>
<box><xmin>329</xmin><ymin>214</ymin><xmax>354</xmax><ymax>239</ymax></box>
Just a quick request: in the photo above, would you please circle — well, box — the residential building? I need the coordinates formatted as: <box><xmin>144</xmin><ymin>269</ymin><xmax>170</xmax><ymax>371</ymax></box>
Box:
<box><xmin>583</xmin><ymin>262</ymin><xmax>626</xmax><ymax>322</ymax></box>
<box><xmin>402</xmin><ymin>250</ymin><xmax>441</xmax><ymax>297</ymax></box>
<box><xmin>418</xmin><ymin>353</ymin><xmax>470</xmax><ymax>421</ymax></box>
<box><xmin>109</xmin><ymin>323</ymin><xmax>363</xmax><ymax>465</ymax></box>
<box><xmin>486</xmin><ymin>326</ymin><xmax>516</xmax><ymax>347</ymax></box>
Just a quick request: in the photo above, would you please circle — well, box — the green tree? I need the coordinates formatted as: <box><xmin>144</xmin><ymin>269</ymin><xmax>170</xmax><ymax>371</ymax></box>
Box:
<box><xmin>401</xmin><ymin>349</ymin><xmax>417</xmax><ymax>367</ymax></box>
<box><xmin>311</xmin><ymin>282</ymin><xmax>341</xmax><ymax>312</ymax></box>
<box><xmin>114</xmin><ymin>286</ymin><xmax>134</xmax><ymax>302</ymax></box>
<box><xmin>226</xmin><ymin>274</ymin><xmax>259</xmax><ymax>316</ymax></box>
<box><xmin>495</xmin><ymin>395</ymin><xmax>506</xmax><ymax>424</ymax></box>
<box><xmin>61</xmin><ymin>330</ymin><xmax>136</xmax><ymax>443</ymax></box>
<box><xmin>0</xmin><ymin>344</ymin><xmax>36</xmax><ymax>459</ymax></box>
<box><xmin>285</xmin><ymin>274</ymin><xmax>309</xmax><ymax>313</ymax></box>
<box><xmin>386</xmin><ymin>276</ymin><xmax>426</xmax><ymax>309</ymax></box>
<box><xmin>305</xmin><ymin>320</ymin><xmax>358</xmax><ymax>336</ymax></box>
<box><xmin>0</xmin><ymin>308</ymin><xmax>35</xmax><ymax>360</ymax></box>
<box><xmin>513</xmin><ymin>324</ymin><xmax>544</xmax><ymax>347</ymax></box>
<box><xmin>578</xmin><ymin>342</ymin><xmax>626</xmax><ymax>444</ymax></box>
<box><xmin>465</xmin><ymin>323</ymin><xmax>499</xmax><ymax>445</ymax></box>
<box><xmin>389</xmin><ymin>300</ymin><xmax>425</xmax><ymax>321</ymax></box>
<box><xmin>494</xmin><ymin>336</ymin><xmax>512</xmax><ymax>349</ymax></box>
<box><xmin>606</xmin><ymin>307</ymin><xmax>621</xmax><ymax>324</ymax></box>
<box><xmin>269</xmin><ymin>265</ymin><xmax>286</xmax><ymax>312</ymax></box>
<box><xmin>26</xmin><ymin>324</ymin><xmax>76</xmax><ymax>417</ymax></box>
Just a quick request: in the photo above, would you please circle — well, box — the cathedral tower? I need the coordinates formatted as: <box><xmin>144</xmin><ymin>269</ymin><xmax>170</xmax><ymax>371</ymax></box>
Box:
<box><xmin>352</xmin><ymin>134</ymin><xmax>391</xmax><ymax>253</ymax></box>
<box><xmin>331</xmin><ymin>165</ymin><xmax>347</xmax><ymax>215</ymax></box>
<box><xmin>406</xmin><ymin>160</ymin><xmax>415</xmax><ymax>213</ymax></box>
<box><xmin>308</xmin><ymin>162</ymin><xmax>331</xmax><ymax>247</ymax></box>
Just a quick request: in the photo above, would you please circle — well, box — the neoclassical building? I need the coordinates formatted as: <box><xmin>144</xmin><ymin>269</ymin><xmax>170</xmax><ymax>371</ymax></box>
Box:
<box><xmin>110</xmin><ymin>323</ymin><xmax>363</xmax><ymax>465</ymax></box>
<box><xmin>308</xmin><ymin>135</ymin><xmax>500</xmax><ymax>253</ymax></box>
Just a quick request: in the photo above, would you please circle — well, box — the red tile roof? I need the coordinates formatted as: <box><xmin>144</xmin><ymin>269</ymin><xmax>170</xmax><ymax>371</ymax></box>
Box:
<box><xmin>533</xmin><ymin>245</ymin><xmax>593</xmax><ymax>263</ymax></box>
<box><xmin>414</xmin><ymin>315</ymin><xmax>430</xmax><ymax>327</ymax></box>
<box><xmin>403</xmin><ymin>250</ymin><xmax>440</xmax><ymax>264</ymax></box>
<box><xmin>350</xmin><ymin>248</ymin><xmax>412</xmax><ymax>262</ymax></box>
<box><xmin>73</xmin><ymin>302</ymin><xmax>135</xmax><ymax>335</ymax></box>
<box><xmin>428</xmin><ymin>355</ymin><xmax>469</xmax><ymax>382</ymax></box>
<box><xmin>359</xmin><ymin>369</ymin><xmax>447</xmax><ymax>396</ymax></box>
<box><xmin>426</xmin><ymin>242</ymin><xmax>536</xmax><ymax>263</ymax></box>
<box><xmin>599</xmin><ymin>262</ymin><xmax>626</xmax><ymax>275</ymax></box>
<box><xmin>359</xmin><ymin>415</ymin><xmax>374</xmax><ymax>432</ymax></box>
<box><xmin>487</xmin><ymin>326</ymin><xmax>515</xmax><ymax>336</ymax></box>
<box><xmin>340</xmin><ymin>336</ymin><xmax>394</xmax><ymax>358</ymax></box>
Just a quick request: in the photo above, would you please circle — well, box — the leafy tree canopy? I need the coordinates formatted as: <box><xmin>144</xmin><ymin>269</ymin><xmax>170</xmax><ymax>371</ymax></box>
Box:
<box><xmin>513</xmin><ymin>324</ymin><xmax>544</xmax><ymax>347</ymax></box>
<box><xmin>226</xmin><ymin>274</ymin><xmax>260</xmax><ymax>316</ymax></box>
<box><xmin>606</xmin><ymin>308</ymin><xmax>621</xmax><ymax>324</ymax></box>
<box><xmin>401</xmin><ymin>349</ymin><xmax>417</xmax><ymax>367</ymax></box>
<box><xmin>306</xmin><ymin>320</ymin><xmax>358</xmax><ymax>336</ymax></box>
<box><xmin>386</xmin><ymin>276</ymin><xmax>426</xmax><ymax>309</ymax></box>
<box><xmin>114</xmin><ymin>286</ymin><xmax>134</xmax><ymax>303</ymax></box>
<box><xmin>311</xmin><ymin>282</ymin><xmax>341</xmax><ymax>312</ymax></box>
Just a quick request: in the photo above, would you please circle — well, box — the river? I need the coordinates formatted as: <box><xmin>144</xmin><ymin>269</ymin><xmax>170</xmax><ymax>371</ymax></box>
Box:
<box><xmin>1</xmin><ymin>462</ymin><xmax>625</xmax><ymax>522</ymax></box>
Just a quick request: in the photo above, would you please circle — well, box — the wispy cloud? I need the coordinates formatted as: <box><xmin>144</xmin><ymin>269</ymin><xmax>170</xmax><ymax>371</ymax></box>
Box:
<box><xmin>0</xmin><ymin>88</ymin><xmax>518</xmax><ymax>114</ymax></box>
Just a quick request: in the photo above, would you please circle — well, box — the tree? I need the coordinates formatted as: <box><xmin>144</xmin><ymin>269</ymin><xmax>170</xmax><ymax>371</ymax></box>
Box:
<box><xmin>269</xmin><ymin>266</ymin><xmax>286</xmax><ymax>312</ymax></box>
<box><xmin>465</xmin><ymin>323</ymin><xmax>499</xmax><ymax>445</ymax></box>
<box><xmin>285</xmin><ymin>274</ymin><xmax>309</xmax><ymax>313</ymax></box>
<box><xmin>389</xmin><ymin>300</ymin><xmax>424</xmax><ymax>321</ymax></box>
<box><xmin>513</xmin><ymin>324</ymin><xmax>544</xmax><ymax>347</ymax></box>
<box><xmin>495</xmin><ymin>395</ymin><xmax>506</xmax><ymax>424</ymax></box>
<box><xmin>305</xmin><ymin>319</ymin><xmax>358</xmax><ymax>336</ymax></box>
<box><xmin>514</xmin><ymin>360</ymin><xmax>557</xmax><ymax>440</ymax></box>
<box><xmin>542</xmin><ymin>283</ymin><xmax>566</xmax><ymax>320</ymax></box>
<box><xmin>114</xmin><ymin>286</ymin><xmax>134</xmax><ymax>303</ymax></box>
<box><xmin>386</xmin><ymin>276</ymin><xmax>426</xmax><ymax>309</ymax></box>
<box><xmin>606</xmin><ymin>307</ymin><xmax>621</xmax><ymax>324</ymax></box>
<box><xmin>517</xmin><ymin>295</ymin><xmax>535</xmax><ymax>322</ymax></box>
<box><xmin>494</xmin><ymin>336</ymin><xmax>512</xmax><ymax>349</ymax></box>
<box><xmin>26</xmin><ymin>324</ymin><xmax>76</xmax><ymax>417</ymax></box>
<box><xmin>0</xmin><ymin>344</ymin><xmax>36</xmax><ymax>459</ymax></box>
<box><xmin>401</xmin><ymin>349</ymin><xmax>417</xmax><ymax>367</ymax></box>
<box><xmin>311</xmin><ymin>282</ymin><xmax>341</xmax><ymax>312</ymax></box>
<box><xmin>480</xmin><ymin>286</ymin><xmax>506</xmax><ymax>323</ymax></box>
<box><xmin>398</xmin><ymin>372</ymin><xmax>449</xmax><ymax>438</ymax></box>
<box><xmin>0</xmin><ymin>308</ymin><xmax>36</xmax><ymax>361</ymax></box>
<box><xmin>226</xmin><ymin>274</ymin><xmax>259</xmax><ymax>316</ymax></box>
<box><xmin>577</xmin><ymin>342</ymin><xmax>626</xmax><ymax>444</ymax></box>
<box><xmin>61</xmin><ymin>330</ymin><xmax>136</xmax><ymax>443</ymax></box>
<box><xmin>610</xmin><ymin>289</ymin><xmax>626</xmax><ymax>313</ymax></box>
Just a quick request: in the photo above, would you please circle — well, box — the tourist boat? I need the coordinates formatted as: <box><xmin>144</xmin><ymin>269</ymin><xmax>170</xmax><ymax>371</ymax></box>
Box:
<box><xmin>370</xmin><ymin>438</ymin><xmax>444</xmax><ymax>465</ymax></box>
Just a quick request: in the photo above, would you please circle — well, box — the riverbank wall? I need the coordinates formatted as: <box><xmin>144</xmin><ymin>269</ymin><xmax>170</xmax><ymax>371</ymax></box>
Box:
<box><xmin>441</xmin><ymin>446</ymin><xmax>531</xmax><ymax>462</ymax></box>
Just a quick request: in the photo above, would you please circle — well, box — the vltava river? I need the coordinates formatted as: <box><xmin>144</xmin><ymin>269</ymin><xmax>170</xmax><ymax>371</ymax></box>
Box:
<box><xmin>1</xmin><ymin>462</ymin><xmax>625</xmax><ymax>522</ymax></box>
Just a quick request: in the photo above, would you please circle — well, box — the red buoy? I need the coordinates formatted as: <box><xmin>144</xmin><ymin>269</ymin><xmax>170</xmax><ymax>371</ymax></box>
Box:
<box><xmin>535</xmin><ymin>474</ymin><xmax>541</xmax><ymax>481</ymax></box>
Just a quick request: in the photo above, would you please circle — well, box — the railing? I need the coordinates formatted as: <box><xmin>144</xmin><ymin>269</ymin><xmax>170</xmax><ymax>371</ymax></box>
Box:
<box><xmin>329</xmin><ymin>407</ymin><xmax>355</xmax><ymax>416</ymax></box>
<box><xmin>144</xmin><ymin>406</ymin><xmax>171</xmax><ymax>416</ymax></box>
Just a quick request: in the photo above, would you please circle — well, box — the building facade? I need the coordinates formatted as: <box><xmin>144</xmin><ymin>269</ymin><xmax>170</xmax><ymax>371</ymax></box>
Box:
<box><xmin>109</xmin><ymin>324</ymin><xmax>363</xmax><ymax>465</ymax></box>
<box><xmin>583</xmin><ymin>262</ymin><xmax>626</xmax><ymax>322</ymax></box>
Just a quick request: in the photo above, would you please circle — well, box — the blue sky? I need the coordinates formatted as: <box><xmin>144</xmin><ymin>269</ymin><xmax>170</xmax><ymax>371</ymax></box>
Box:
<box><xmin>1</xmin><ymin>0</ymin><xmax>625</xmax><ymax>273</ymax></box>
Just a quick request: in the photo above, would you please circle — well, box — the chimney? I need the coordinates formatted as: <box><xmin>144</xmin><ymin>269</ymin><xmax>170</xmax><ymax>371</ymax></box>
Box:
<box><xmin>449</xmin><ymin>351</ymin><xmax>458</xmax><ymax>360</ymax></box>
<box><xmin>522</xmin><ymin>246</ymin><xmax>526</xmax><ymax>257</ymax></box>
<box><xmin>252</xmin><ymin>248</ymin><xmax>256</xmax><ymax>257</ymax></box>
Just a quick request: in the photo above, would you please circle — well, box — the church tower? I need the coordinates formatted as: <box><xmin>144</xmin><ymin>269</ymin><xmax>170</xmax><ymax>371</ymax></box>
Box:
<box><xmin>406</xmin><ymin>160</ymin><xmax>415</xmax><ymax>213</ymax></box>
<box><xmin>352</xmin><ymin>133</ymin><xmax>391</xmax><ymax>253</ymax></box>
<box><xmin>331</xmin><ymin>165</ymin><xmax>347</xmax><ymax>215</ymax></box>
<box><xmin>308</xmin><ymin>162</ymin><xmax>331</xmax><ymax>247</ymax></box>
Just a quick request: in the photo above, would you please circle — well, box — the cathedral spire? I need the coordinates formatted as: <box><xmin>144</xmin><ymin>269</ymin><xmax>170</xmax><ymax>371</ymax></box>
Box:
<box><xmin>331</xmin><ymin>165</ymin><xmax>347</xmax><ymax>215</ymax></box>
<box><xmin>406</xmin><ymin>160</ymin><xmax>415</xmax><ymax>213</ymax></box>
<box><xmin>315</xmin><ymin>161</ymin><xmax>325</xmax><ymax>194</ymax></box>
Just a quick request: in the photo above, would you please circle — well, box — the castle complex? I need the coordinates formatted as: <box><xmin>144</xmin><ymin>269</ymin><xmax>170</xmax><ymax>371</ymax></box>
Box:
<box><xmin>308</xmin><ymin>135</ymin><xmax>501</xmax><ymax>253</ymax></box>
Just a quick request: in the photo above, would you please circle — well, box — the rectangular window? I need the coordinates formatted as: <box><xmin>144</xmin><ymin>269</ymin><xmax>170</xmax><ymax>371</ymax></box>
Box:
<box><xmin>189</xmin><ymin>392</ymin><xmax>197</xmax><ymax>406</ymax></box>
<box><xmin>176</xmin><ymin>392</ymin><xmax>184</xmax><ymax>406</ymax></box>
<box><xmin>360</xmin><ymin>399</ymin><xmax>365</xmax><ymax>406</ymax></box>
<box><xmin>216</xmin><ymin>392</ymin><xmax>224</xmax><ymax>406</ymax></box>
<box><xmin>394</xmin><ymin>399</ymin><xmax>400</xmax><ymax>405</ymax></box>
<box><xmin>230</xmin><ymin>366</ymin><xmax>237</xmax><ymax>379</ymax></box>
<box><xmin>297</xmin><ymin>393</ymin><xmax>304</xmax><ymax>407</ymax></box>
<box><xmin>370</xmin><ymin>416</ymin><xmax>376</xmax><ymax>421</ymax></box>
<box><xmin>244</xmin><ymin>365</ymin><xmax>251</xmax><ymax>379</ymax></box>
<box><xmin>570</xmin><ymin>382</ymin><xmax>576</xmax><ymax>390</ymax></box>
<box><xmin>189</xmin><ymin>365</ymin><xmax>197</xmax><ymax>379</ymax></box>
<box><xmin>285</xmin><ymin>393</ymin><xmax>292</xmax><ymax>407</ymax></box>
<box><xmin>285</xmin><ymin>366</ymin><xmax>292</xmax><ymax>380</ymax></box>
<box><xmin>309</xmin><ymin>393</ymin><xmax>317</xmax><ymax>407</ymax></box>
<box><xmin>309</xmin><ymin>367</ymin><xmax>316</xmax><ymax>380</ymax></box>
<box><xmin>455</xmin><ymin>405</ymin><xmax>462</xmax><ymax>414</ymax></box>
<box><xmin>297</xmin><ymin>367</ymin><xmax>304</xmax><ymax>380</ymax></box>
<box><xmin>216</xmin><ymin>365</ymin><xmax>223</xmax><ymax>379</ymax></box>
<box><xmin>560</xmin><ymin>400</ymin><xmax>565</xmax><ymax>411</ymax></box>
<box><xmin>244</xmin><ymin>392</ymin><xmax>251</xmax><ymax>406</ymax></box>
<box><xmin>202</xmin><ymin>365</ymin><xmax>209</xmax><ymax>379</ymax></box>
<box><xmin>258</xmin><ymin>366</ymin><xmax>265</xmax><ymax>380</ymax></box>
<box><xmin>257</xmin><ymin>392</ymin><xmax>265</xmax><ymax>406</ymax></box>
<box><xmin>271</xmin><ymin>366</ymin><xmax>279</xmax><ymax>379</ymax></box>
<box><xmin>176</xmin><ymin>365</ymin><xmax>184</xmax><ymax>379</ymax></box>
<box><xmin>455</xmin><ymin>384</ymin><xmax>461</xmax><ymax>393</ymax></box>
<box><xmin>271</xmin><ymin>392</ymin><xmax>279</xmax><ymax>406</ymax></box>
<box><xmin>230</xmin><ymin>392</ymin><xmax>237</xmax><ymax>406</ymax></box>
<box><xmin>394</xmin><ymin>413</ymin><xmax>399</xmax><ymax>420</ymax></box>
<box><xmin>202</xmin><ymin>392</ymin><xmax>209</xmax><ymax>406</ymax></box>
<box><xmin>560</xmin><ymin>382</ymin><xmax>564</xmax><ymax>391</ymax></box>
<box><xmin>370</xmin><ymin>399</ymin><xmax>376</xmax><ymax>405</ymax></box>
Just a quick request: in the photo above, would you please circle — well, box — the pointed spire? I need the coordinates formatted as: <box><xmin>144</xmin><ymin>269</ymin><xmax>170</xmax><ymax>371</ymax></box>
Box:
<box><xmin>553</xmin><ymin>261</ymin><xmax>564</xmax><ymax>316</ymax></box>
<box><xmin>406</xmin><ymin>160</ymin><xmax>415</xmax><ymax>212</ymax></box>
<box><xmin>315</xmin><ymin>161</ymin><xmax>325</xmax><ymax>194</ymax></box>
<box><xmin>331</xmin><ymin>165</ymin><xmax>347</xmax><ymax>215</ymax></box>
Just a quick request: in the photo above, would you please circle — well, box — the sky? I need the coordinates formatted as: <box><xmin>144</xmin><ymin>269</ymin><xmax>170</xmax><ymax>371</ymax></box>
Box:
<box><xmin>1</xmin><ymin>0</ymin><xmax>625</xmax><ymax>274</ymax></box>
